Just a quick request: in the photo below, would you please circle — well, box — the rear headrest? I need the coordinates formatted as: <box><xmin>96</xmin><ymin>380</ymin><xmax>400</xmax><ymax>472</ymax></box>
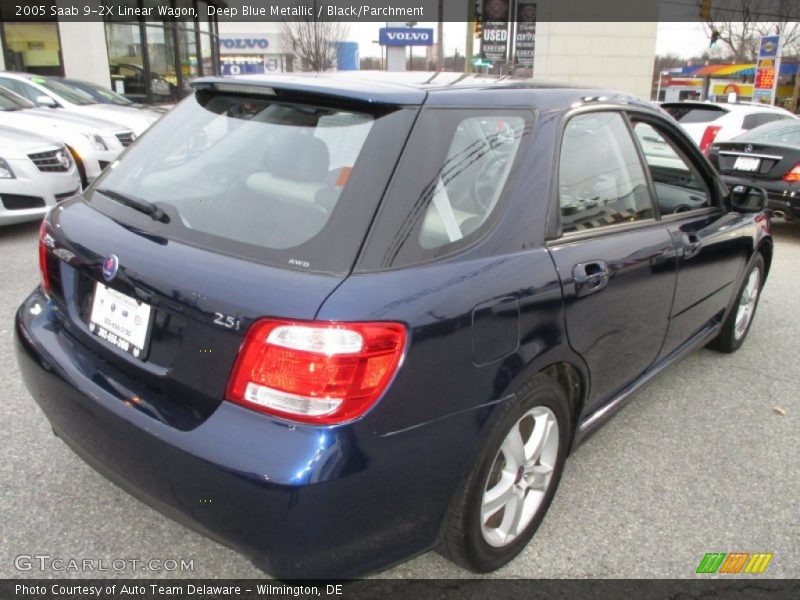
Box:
<box><xmin>266</xmin><ymin>132</ymin><xmax>330</xmax><ymax>183</ymax></box>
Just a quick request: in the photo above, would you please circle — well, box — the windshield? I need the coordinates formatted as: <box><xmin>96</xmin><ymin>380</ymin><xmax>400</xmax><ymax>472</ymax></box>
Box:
<box><xmin>31</xmin><ymin>76</ymin><xmax>96</xmax><ymax>105</ymax></box>
<box><xmin>86</xmin><ymin>88</ymin><xmax>415</xmax><ymax>274</ymax></box>
<box><xmin>733</xmin><ymin>120</ymin><xmax>800</xmax><ymax>145</ymax></box>
<box><xmin>0</xmin><ymin>87</ymin><xmax>34</xmax><ymax>110</ymax></box>
<box><xmin>63</xmin><ymin>79</ymin><xmax>133</xmax><ymax>106</ymax></box>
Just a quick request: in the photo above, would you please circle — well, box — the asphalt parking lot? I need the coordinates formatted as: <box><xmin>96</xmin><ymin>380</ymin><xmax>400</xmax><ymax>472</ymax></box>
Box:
<box><xmin>0</xmin><ymin>219</ymin><xmax>797</xmax><ymax>580</ymax></box>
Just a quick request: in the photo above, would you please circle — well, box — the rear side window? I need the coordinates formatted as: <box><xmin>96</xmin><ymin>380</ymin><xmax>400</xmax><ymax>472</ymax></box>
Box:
<box><xmin>419</xmin><ymin>116</ymin><xmax>525</xmax><ymax>249</ymax></box>
<box><xmin>358</xmin><ymin>108</ymin><xmax>533</xmax><ymax>270</ymax></box>
<box><xmin>86</xmin><ymin>90</ymin><xmax>417</xmax><ymax>275</ymax></box>
<box><xmin>662</xmin><ymin>105</ymin><xmax>727</xmax><ymax>124</ymax></box>
<box><xmin>558</xmin><ymin>112</ymin><xmax>652</xmax><ymax>234</ymax></box>
<box><xmin>742</xmin><ymin>112</ymin><xmax>790</xmax><ymax>130</ymax></box>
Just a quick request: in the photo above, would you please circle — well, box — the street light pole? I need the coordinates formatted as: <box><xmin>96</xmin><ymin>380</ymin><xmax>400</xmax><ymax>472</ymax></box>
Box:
<box><xmin>656</xmin><ymin>70</ymin><xmax>668</xmax><ymax>101</ymax></box>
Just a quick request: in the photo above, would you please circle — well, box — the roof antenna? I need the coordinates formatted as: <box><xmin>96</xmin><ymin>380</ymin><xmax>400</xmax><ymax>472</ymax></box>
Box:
<box><xmin>424</xmin><ymin>72</ymin><xmax>440</xmax><ymax>84</ymax></box>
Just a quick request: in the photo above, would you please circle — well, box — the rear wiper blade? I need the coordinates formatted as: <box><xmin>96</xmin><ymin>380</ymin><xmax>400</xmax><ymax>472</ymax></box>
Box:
<box><xmin>95</xmin><ymin>188</ymin><xmax>170</xmax><ymax>223</ymax></box>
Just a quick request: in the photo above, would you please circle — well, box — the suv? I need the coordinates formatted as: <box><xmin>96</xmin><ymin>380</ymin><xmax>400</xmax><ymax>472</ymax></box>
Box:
<box><xmin>16</xmin><ymin>76</ymin><xmax>772</xmax><ymax>578</ymax></box>
<box><xmin>661</xmin><ymin>100</ymin><xmax>796</xmax><ymax>154</ymax></box>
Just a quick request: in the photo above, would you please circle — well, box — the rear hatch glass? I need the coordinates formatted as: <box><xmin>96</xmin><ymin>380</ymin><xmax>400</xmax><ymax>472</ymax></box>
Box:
<box><xmin>661</xmin><ymin>103</ymin><xmax>728</xmax><ymax>124</ymax></box>
<box><xmin>85</xmin><ymin>87</ymin><xmax>417</xmax><ymax>275</ymax></box>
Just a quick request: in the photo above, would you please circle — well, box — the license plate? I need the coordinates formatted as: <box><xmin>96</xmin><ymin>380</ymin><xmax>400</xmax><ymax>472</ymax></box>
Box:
<box><xmin>734</xmin><ymin>156</ymin><xmax>760</xmax><ymax>172</ymax></box>
<box><xmin>89</xmin><ymin>283</ymin><xmax>152</xmax><ymax>359</ymax></box>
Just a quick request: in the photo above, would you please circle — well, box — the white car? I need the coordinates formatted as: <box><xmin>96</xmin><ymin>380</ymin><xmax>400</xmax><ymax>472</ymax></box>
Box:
<box><xmin>0</xmin><ymin>72</ymin><xmax>161</xmax><ymax>136</ymax></box>
<box><xmin>0</xmin><ymin>126</ymin><xmax>81</xmax><ymax>226</ymax></box>
<box><xmin>0</xmin><ymin>87</ymin><xmax>132</xmax><ymax>186</ymax></box>
<box><xmin>661</xmin><ymin>101</ymin><xmax>797</xmax><ymax>154</ymax></box>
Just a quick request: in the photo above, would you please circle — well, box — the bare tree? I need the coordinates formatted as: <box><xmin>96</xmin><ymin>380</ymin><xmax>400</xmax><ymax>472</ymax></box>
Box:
<box><xmin>700</xmin><ymin>0</ymin><xmax>800</xmax><ymax>61</ymax></box>
<box><xmin>281</xmin><ymin>17</ymin><xmax>350</xmax><ymax>72</ymax></box>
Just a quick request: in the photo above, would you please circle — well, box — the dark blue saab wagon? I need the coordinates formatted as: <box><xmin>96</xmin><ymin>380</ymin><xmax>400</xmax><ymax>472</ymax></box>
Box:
<box><xmin>16</xmin><ymin>75</ymin><xmax>772</xmax><ymax>578</ymax></box>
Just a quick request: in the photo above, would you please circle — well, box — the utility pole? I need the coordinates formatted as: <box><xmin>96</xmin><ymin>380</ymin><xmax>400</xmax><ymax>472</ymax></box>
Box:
<box><xmin>437</xmin><ymin>0</ymin><xmax>444</xmax><ymax>71</ymax></box>
<box><xmin>466</xmin><ymin>2</ymin><xmax>475</xmax><ymax>74</ymax></box>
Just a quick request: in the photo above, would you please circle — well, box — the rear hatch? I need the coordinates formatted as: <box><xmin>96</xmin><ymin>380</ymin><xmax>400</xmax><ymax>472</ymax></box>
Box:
<box><xmin>660</xmin><ymin>102</ymin><xmax>729</xmax><ymax>144</ymax></box>
<box><xmin>41</xmin><ymin>81</ymin><xmax>420</xmax><ymax>429</ymax></box>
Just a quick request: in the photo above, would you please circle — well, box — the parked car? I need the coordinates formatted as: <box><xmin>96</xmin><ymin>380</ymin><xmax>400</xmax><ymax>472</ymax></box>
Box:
<box><xmin>16</xmin><ymin>76</ymin><xmax>772</xmax><ymax>579</ymax></box>
<box><xmin>0</xmin><ymin>126</ymin><xmax>81</xmax><ymax>226</ymax></box>
<box><xmin>0</xmin><ymin>72</ymin><xmax>161</xmax><ymax>135</ymax></box>
<box><xmin>0</xmin><ymin>87</ymin><xmax>132</xmax><ymax>187</ymax></box>
<box><xmin>55</xmin><ymin>77</ymin><xmax>170</xmax><ymax>114</ymax></box>
<box><xmin>708</xmin><ymin>119</ymin><xmax>800</xmax><ymax>221</ymax></box>
<box><xmin>661</xmin><ymin>100</ymin><xmax>796</xmax><ymax>154</ymax></box>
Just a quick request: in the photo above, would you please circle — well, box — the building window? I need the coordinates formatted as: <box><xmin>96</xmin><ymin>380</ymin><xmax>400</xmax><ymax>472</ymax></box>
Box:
<box><xmin>1</xmin><ymin>22</ymin><xmax>64</xmax><ymax>76</ymax></box>
<box><xmin>103</xmin><ymin>0</ymin><xmax>220</xmax><ymax>105</ymax></box>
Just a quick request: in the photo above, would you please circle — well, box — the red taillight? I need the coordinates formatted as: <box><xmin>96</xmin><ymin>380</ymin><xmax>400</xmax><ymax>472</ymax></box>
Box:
<box><xmin>225</xmin><ymin>319</ymin><xmax>407</xmax><ymax>425</ymax></box>
<box><xmin>783</xmin><ymin>162</ymin><xmax>800</xmax><ymax>182</ymax></box>
<box><xmin>699</xmin><ymin>125</ymin><xmax>722</xmax><ymax>155</ymax></box>
<box><xmin>38</xmin><ymin>219</ymin><xmax>52</xmax><ymax>296</ymax></box>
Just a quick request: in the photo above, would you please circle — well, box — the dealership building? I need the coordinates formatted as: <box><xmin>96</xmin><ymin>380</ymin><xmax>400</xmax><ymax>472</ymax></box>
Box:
<box><xmin>0</xmin><ymin>0</ymin><xmax>222</xmax><ymax>104</ymax></box>
<box><xmin>1</xmin><ymin>8</ymin><xmax>657</xmax><ymax>103</ymax></box>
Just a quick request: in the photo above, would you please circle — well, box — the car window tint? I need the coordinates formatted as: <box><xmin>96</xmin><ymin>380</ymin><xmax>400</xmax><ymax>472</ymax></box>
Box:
<box><xmin>742</xmin><ymin>112</ymin><xmax>790</xmax><ymax>130</ymax></box>
<box><xmin>558</xmin><ymin>112</ymin><xmax>652</xmax><ymax>233</ymax></box>
<box><xmin>632</xmin><ymin>121</ymin><xmax>711</xmax><ymax>215</ymax></box>
<box><xmin>356</xmin><ymin>108</ymin><xmax>534</xmax><ymax>271</ymax></box>
<box><xmin>661</xmin><ymin>105</ymin><xmax>726</xmax><ymax>123</ymax></box>
<box><xmin>418</xmin><ymin>116</ymin><xmax>525</xmax><ymax>249</ymax></box>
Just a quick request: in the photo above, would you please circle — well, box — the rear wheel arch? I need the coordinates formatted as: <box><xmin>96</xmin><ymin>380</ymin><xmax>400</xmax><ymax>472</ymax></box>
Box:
<box><xmin>542</xmin><ymin>362</ymin><xmax>584</xmax><ymax>435</ymax></box>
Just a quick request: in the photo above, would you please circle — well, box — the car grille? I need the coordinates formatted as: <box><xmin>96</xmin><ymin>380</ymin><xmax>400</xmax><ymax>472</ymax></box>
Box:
<box><xmin>1</xmin><ymin>194</ymin><xmax>45</xmax><ymax>210</ymax></box>
<box><xmin>28</xmin><ymin>148</ymin><xmax>71</xmax><ymax>172</ymax></box>
<box><xmin>115</xmin><ymin>132</ymin><xmax>135</xmax><ymax>147</ymax></box>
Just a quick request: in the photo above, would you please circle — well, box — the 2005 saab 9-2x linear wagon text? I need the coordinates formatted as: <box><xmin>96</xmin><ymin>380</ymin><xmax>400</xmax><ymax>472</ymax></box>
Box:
<box><xmin>16</xmin><ymin>75</ymin><xmax>772</xmax><ymax>578</ymax></box>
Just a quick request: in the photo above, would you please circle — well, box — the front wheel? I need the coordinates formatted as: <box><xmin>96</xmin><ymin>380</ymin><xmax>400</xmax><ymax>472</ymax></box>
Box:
<box><xmin>441</xmin><ymin>374</ymin><xmax>570</xmax><ymax>572</ymax></box>
<box><xmin>709</xmin><ymin>254</ymin><xmax>765</xmax><ymax>353</ymax></box>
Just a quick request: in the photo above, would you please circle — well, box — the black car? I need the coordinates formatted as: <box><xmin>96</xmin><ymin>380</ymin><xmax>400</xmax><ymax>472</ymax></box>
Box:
<box><xmin>16</xmin><ymin>76</ymin><xmax>773</xmax><ymax>578</ymax></box>
<box><xmin>708</xmin><ymin>119</ymin><xmax>800</xmax><ymax>221</ymax></box>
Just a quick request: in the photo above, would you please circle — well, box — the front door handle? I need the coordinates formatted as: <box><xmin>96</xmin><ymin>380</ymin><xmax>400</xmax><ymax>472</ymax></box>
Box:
<box><xmin>682</xmin><ymin>233</ymin><xmax>702</xmax><ymax>259</ymax></box>
<box><xmin>573</xmin><ymin>261</ymin><xmax>610</xmax><ymax>297</ymax></box>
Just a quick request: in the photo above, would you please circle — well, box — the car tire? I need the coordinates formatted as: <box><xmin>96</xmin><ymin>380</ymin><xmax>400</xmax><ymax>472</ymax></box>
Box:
<box><xmin>440</xmin><ymin>373</ymin><xmax>571</xmax><ymax>573</ymax></box>
<box><xmin>709</xmin><ymin>253</ymin><xmax>765</xmax><ymax>354</ymax></box>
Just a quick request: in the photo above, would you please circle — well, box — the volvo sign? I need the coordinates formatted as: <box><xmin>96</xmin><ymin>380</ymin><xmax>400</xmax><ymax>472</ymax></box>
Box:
<box><xmin>220</xmin><ymin>37</ymin><xmax>270</xmax><ymax>53</ymax></box>
<box><xmin>379</xmin><ymin>27</ymin><xmax>434</xmax><ymax>47</ymax></box>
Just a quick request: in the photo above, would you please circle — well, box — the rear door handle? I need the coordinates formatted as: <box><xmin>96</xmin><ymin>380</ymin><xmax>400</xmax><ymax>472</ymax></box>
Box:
<box><xmin>573</xmin><ymin>261</ymin><xmax>610</xmax><ymax>297</ymax></box>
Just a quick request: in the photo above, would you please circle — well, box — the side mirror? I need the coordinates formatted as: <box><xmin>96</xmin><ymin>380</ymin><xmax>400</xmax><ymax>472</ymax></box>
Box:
<box><xmin>35</xmin><ymin>95</ymin><xmax>58</xmax><ymax>108</ymax></box>
<box><xmin>729</xmin><ymin>185</ymin><xmax>767</xmax><ymax>213</ymax></box>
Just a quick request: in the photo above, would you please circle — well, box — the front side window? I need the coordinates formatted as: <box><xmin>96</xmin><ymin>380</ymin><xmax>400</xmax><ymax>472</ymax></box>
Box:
<box><xmin>558</xmin><ymin>112</ymin><xmax>652</xmax><ymax>233</ymax></box>
<box><xmin>632</xmin><ymin>121</ymin><xmax>711</xmax><ymax>215</ymax></box>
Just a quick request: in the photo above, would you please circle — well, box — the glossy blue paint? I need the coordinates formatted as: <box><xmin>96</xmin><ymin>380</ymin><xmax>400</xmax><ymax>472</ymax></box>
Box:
<box><xmin>15</xmin><ymin>80</ymin><xmax>772</xmax><ymax>578</ymax></box>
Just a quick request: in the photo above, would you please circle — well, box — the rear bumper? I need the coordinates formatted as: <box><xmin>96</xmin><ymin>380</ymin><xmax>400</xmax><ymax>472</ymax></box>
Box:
<box><xmin>14</xmin><ymin>289</ymin><xmax>481</xmax><ymax>578</ymax></box>
<box><xmin>722</xmin><ymin>174</ymin><xmax>800</xmax><ymax>219</ymax></box>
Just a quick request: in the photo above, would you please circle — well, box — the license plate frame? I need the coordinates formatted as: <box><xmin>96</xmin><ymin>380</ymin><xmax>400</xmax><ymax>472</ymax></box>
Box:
<box><xmin>88</xmin><ymin>283</ymin><xmax>153</xmax><ymax>359</ymax></box>
<box><xmin>733</xmin><ymin>156</ymin><xmax>760</xmax><ymax>172</ymax></box>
